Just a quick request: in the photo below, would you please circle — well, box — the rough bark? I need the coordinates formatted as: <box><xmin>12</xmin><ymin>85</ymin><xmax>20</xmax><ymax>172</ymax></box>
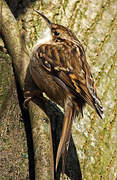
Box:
<box><xmin>0</xmin><ymin>49</ymin><xmax>29</xmax><ymax>179</ymax></box>
<box><xmin>0</xmin><ymin>0</ymin><xmax>117</xmax><ymax>180</ymax></box>
<box><xmin>0</xmin><ymin>1</ymin><xmax>54</xmax><ymax>180</ymax></box>
<box><xmin>20</xmin><ymin>1</ymin><xmax>117</xmax><ymax>179</ymax></box>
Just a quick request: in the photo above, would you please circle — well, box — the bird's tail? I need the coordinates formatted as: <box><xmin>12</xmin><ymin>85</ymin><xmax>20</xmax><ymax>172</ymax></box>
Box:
<box><xmin>56</xmin><ymin>102</ymin><xmax>73</xmax><ymax>172</ymax></box>
<box><xmin>56</xmin><ymin>97</ymin><xmax>79</xmax><ymax>174</ymax></box>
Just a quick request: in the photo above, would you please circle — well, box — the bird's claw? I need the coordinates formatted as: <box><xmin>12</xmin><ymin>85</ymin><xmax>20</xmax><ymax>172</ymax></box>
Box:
<box><xmin>23</xmin><ymin>91</ymin><xmax>32</xmax><ymax>109</ymax></box>
<box><xmin>23</xmin><ymin>90</ymin><xmax>42</xmax><ymax>108</ymax></box>
<box><xmin>23</xmin><ymin>97</ymin><xmax>32</xmax><ymax>109</ymax></box>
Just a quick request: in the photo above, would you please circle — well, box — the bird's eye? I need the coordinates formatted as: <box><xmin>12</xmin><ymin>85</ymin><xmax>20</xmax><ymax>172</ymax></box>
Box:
<box><xmin>54</xmin><ymin>31</ymin><xmax>60</xmax><ymax>36</ymax></box>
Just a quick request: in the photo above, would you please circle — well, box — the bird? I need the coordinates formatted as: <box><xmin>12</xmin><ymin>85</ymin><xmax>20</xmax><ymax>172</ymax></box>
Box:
<box><xmin>24</xmin><ymin>10</ymin><xmax>103</xmax><ymax>175</ymax></box>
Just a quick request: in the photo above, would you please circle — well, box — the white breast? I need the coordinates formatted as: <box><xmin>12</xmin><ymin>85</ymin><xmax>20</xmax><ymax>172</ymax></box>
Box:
<box><xmin>32</xmin><ymin>26</ymin><xmax>52</xmax><ymax>52</ymax></box>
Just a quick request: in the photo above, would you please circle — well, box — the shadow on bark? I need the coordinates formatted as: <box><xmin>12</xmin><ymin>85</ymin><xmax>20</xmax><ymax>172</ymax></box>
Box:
<box><xmin>13</xmin><ymin>67</ymin><xmax>35</xmax><ymax>180</ymax></box>
<box><xmin>5</xmin><ymin>0</ymin><xmax>37</xmax><ymax>16</ymax></box>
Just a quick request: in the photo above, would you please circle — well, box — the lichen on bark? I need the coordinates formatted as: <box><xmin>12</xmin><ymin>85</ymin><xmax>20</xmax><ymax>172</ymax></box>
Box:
<box><xmin>0</xmin><ymin>0</ymin><xmax>117</xmax><ymax>179</ymax></box>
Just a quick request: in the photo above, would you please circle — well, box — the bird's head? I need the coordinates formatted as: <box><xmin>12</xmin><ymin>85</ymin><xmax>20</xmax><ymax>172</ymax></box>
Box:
<box><xmin>34</xmin><ymin>10</ymin><xmax>77</xmax><ymax>44</ymax></box>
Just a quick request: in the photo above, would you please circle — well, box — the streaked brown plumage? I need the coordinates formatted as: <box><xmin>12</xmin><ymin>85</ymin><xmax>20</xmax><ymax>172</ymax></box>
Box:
<box><xmin>24</xmin><ymin>10</ymin><xmax>103</xmax><ymax>174</ymax></box>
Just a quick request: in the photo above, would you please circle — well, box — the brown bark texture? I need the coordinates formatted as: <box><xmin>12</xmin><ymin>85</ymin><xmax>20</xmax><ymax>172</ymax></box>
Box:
<box><xmin>0</xmin><ymin>0</ymin><xmax>117</xmax><ymax>180</ymax></box>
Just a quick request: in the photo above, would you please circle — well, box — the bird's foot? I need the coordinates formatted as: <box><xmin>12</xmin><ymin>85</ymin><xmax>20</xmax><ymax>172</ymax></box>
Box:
<box><xmin>23</xmin><ymin>90</ymin><xmax>42</xmax><ymax>108</ymax></box>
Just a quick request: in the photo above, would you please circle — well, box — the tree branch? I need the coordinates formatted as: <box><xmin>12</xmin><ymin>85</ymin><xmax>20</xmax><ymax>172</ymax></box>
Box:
<box><xmin>0</xmin><ymin>1</ymin><xmax>54</xmax><ymax>179</ymax></box>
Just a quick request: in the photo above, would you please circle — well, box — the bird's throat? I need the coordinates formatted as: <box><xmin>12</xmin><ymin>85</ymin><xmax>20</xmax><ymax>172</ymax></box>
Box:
<box><xmin>32</xmin><ymin>26</ymin><xmax>52</xmax><ymax>52</ymax></box>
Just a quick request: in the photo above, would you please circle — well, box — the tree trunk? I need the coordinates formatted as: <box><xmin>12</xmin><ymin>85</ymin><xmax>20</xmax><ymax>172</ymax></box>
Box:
<box><xmin>0</xmin><ymin>0</ymin><xmax>117</xmax><ymax>179</ymax></box>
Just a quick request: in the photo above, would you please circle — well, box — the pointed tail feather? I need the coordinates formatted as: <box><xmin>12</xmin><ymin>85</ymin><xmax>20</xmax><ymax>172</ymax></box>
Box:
<box><xmin>56</xmin><ymin>98</ymin><xmax>74</xmax><ymax>171</ymax></box>
<box><xmin>61</xmin><ymin>133</ymin><xmax>71</xmax><ymax>175</ymax></box>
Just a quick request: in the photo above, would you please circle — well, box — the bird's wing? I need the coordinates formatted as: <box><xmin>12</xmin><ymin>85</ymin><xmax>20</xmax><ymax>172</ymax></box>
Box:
<box><xmin>37</xmin><ymin>42</ymin><xmax>103</xmax><ymax>118</ymax></box>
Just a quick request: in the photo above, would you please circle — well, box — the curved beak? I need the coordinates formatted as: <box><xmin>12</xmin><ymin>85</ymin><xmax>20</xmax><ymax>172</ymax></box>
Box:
<box><xmin>34</xmin><ymin>10</ymin><xmax>52</xmax><ymax>27</ymax></box>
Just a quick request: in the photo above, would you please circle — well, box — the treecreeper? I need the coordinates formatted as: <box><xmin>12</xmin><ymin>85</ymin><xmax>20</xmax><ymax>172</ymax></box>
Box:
<box><xmin>24</xmin><ymin>10</ymin><xmax>103</xmax><ymax>175</ymax></box>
